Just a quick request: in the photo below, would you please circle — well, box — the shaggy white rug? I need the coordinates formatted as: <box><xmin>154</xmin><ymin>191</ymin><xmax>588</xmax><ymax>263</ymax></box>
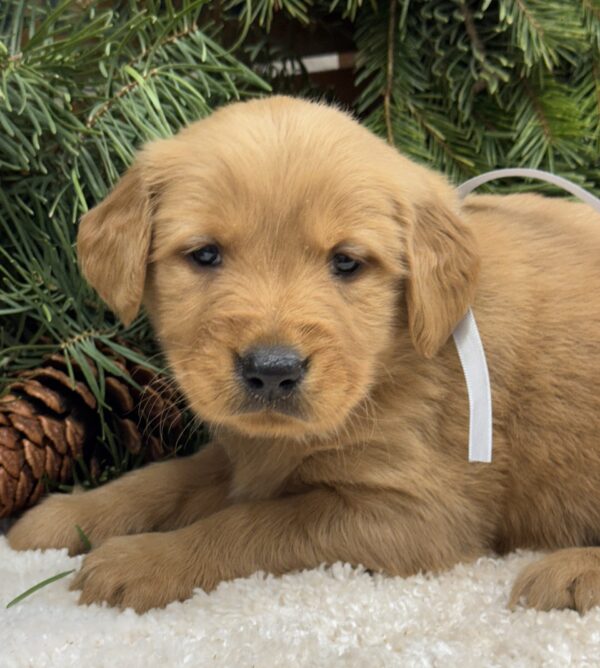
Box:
<box><xmin>1</xmin><ymin>534</ymin><xmax>600</xmax><ymax>667</ymax></box>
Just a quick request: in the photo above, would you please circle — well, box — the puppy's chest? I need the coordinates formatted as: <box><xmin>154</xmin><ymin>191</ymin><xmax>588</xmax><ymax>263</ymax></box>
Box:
<box><xmin>228</xmin><ymin>466</ymin><xmax>289</xmax><ymax>502</ymax></box>
<box><xmin>223</xmin><ymin>438</ymin><xmax>312</xmax><ymax>502</ymax></box>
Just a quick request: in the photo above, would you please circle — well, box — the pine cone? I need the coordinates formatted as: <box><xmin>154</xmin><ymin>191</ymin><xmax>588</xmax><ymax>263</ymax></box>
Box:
<box><xmin>0</xmin><ymin>346</ymin><xmax>188</xmax><ymax>518</ymax></box>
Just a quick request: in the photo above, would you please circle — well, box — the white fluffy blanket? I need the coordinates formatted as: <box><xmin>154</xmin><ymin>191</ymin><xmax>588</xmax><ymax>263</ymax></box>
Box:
<box><xmin>1</xmin><ymin>534</ymin><xmax>599</xmax><ymax>667</ymax></box>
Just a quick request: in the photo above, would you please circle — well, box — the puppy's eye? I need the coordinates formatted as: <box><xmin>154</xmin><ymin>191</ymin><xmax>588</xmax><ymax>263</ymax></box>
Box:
<box><xmin>190</xmin><ymin>244</ymin><xmax>221</xmax><ymax>267</ymax></box>
<box><xmin>331</xmin><ymin>252</ymin><xmax>361</xmax><ymax>277</ymax></box>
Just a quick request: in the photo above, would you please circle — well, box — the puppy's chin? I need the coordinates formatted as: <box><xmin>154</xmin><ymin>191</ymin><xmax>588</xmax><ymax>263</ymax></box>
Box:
<box><xmin>228</xmin><ymin>410</ymin><xmax>311</xmax><ymax>439</ymax></box>
<box><xmin>214</xmin><ymin>402</ymin><xmax>357</xmax><ymax>440</ymax></box>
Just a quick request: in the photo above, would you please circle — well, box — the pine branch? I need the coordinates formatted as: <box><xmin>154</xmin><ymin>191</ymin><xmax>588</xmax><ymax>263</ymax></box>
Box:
<box><xmin>384</xmin><ymin>0</ymin><xmax>397</xmax><ymax>145</ymax></box>
<box><xmin>0</xmin><ymin>1</ymin><xmax>269</xmax><ymax>399</ymax></box>
<box><xmin>499</xmin><ymin>0</ymin><xmax>589</xmax><ymax>70</ymax></box>
<box><xmin>226</xmin><ymin>0</ymin><xmax>313</xmax><ymax>29</ymax></box>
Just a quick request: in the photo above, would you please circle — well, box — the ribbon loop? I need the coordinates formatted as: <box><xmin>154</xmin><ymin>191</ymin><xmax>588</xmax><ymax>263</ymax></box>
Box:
<box><xmin>455</xmin><ymin>168</ymin><xmax>600</xmax><ymax>463</ymax></box>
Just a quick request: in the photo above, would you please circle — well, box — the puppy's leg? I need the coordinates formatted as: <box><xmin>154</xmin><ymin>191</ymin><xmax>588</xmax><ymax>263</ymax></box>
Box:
<box><xmin>7</xmin><ymin>443</ymin><xmax>230</xmax><ymax>555</ymax></box>
<box><xmin>71</xmin><ymin>487</ymin><xmax>487</xmax><ymax>612</ymax></box>
<box><xmin>510</xmin><ymin>547</ymin><xmax>600</xmax><ymax>613</ymax></box>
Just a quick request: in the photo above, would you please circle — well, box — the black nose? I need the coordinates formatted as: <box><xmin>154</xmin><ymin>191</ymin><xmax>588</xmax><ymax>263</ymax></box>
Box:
<box><xmin>239</xmin><ymin>346</ymin><xmax>306</xmax><ymax>401</ymax></box>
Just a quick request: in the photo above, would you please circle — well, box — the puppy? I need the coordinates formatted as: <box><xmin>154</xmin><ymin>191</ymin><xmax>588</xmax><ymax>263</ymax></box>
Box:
<box><xmin>8</xmin><ymin>96</ymin><xmax>600</xmax><ymax>614</ymax></box>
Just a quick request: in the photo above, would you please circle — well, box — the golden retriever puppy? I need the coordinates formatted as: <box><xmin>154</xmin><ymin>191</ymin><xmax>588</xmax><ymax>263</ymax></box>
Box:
<box><xmin>8</xmin><ymin>96</ymin><xmax>600</xmax><ymax>614</ymax></box>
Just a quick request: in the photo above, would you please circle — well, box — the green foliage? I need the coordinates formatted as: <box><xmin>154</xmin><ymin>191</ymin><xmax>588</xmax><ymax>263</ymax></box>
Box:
<box><xmin>0</xmin><ymin>0</ymin><xmax>269</xmax><ymax>482</ymax></box>
<box><xmin>355</xmin><ymin>0</ymin><xmax>600</xmax><ymax>191</ymax></box>
<box><xmin>228</xmin><ymin>0</ymin><xmax>312</xmax><ymax>28</ymax></box>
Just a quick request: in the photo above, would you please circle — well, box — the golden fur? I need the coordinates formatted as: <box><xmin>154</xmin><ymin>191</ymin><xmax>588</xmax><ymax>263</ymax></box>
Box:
<box><xmin>8</xmin><ymin>96</ymin><xmax>600</xmax><ymax>614</ymax></box>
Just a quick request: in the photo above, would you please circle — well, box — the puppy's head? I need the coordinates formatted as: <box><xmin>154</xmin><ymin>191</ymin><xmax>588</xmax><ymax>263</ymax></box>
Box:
<box><xmin>78</xmin><ymin>97</ymin><xmax>478</xmax><ymax>439</ymax></box>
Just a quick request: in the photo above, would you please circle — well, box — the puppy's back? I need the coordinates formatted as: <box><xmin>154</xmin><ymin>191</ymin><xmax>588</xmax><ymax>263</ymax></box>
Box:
<box><xmin>461</xmin><ymin>193</ymin><xmax>600</xmax><ymax>551</ymax></box>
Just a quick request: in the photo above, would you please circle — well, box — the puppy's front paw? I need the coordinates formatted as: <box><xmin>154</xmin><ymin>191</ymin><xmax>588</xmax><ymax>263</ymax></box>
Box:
<box><xmin>7</xmin><ymin>491</ymin><xmax>90</xmax><ymax>555</ymax></box>
<box><xmin>510</xmin><ymin>548</ymin><xmax>600</xmax><ymax>614</ymax></box>
<box><xmin>70</xmin><ymin>533</ymin><xmax>197</xmax><ymax>613</ymax></box>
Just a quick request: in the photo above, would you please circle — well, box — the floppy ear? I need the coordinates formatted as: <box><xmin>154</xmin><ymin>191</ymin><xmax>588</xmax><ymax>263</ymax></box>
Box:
<box><xmin>406</xmin><ymin>197</ymin><xmax>480</xmax><ymax>359</ymax></box>
<box><xmin>77</xmin><ymin>163</ymin><xmax>152</xmax><ymax>326</ymax></box>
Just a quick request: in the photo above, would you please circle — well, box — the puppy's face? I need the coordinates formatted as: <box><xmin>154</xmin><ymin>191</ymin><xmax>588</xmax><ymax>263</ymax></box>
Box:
<box><xmin>146</xmin><ymin>135</ymin><xmax>404</xmax><ymax>439</ymax></box>
<box><xmin>78</xmin><ymin>97</ymin><xmax>479</xmax><ymax>440</ymax></box>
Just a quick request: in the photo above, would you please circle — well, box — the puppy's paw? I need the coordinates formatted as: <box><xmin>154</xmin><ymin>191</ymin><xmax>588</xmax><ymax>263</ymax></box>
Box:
<box><xmin>7</xmin><ymin>491</ymin><xmax>91</xmax><ymax>556</ymax></box>
<box><xmin>510</xmin><ymin>548</ymin><xmax>600</xmax><ymax>614</ymax></box>
<box><xmin>70</xmin><ymin>533</ymin><xmax>197</xmax><ymax>613</ymax></box>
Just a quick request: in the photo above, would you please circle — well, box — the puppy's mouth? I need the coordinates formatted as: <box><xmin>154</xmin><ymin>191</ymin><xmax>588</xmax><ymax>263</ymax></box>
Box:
<box><xmin>235</xmin><ymin>397</ymin><xmax>307</xmax><ymax>421</ymax></box>
<box><xmin>226</xmin><ymin>390</ymin><xmax>311</xmax><ymax>436</ymax></box>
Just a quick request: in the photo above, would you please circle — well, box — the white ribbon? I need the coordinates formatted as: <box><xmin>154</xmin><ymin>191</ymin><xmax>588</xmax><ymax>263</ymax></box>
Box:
<box><xmin>454</xmin><ymin>169</ymin><xmax>600</xmax><ymax>463</ymax></box>
<box><xmin>452</xmin><ymin>309</ymin><xmax>492</xmax><ymax>463</ymax></box>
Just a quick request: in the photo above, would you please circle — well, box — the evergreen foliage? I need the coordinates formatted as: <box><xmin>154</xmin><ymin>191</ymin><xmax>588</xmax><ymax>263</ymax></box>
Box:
<box><xmin>355</xmin><ymin>0</ymin><xmax>600</xmax><ymax>188</ymax></box>
<box><xmin>1</xmin><ymin>0</ymin><xmax>599</xmax><ymax>488</ymax></box>
<box><xmin>0</xmin><ymin>0</ymin><xmax>269</xmax><ymax>485</ymax></box>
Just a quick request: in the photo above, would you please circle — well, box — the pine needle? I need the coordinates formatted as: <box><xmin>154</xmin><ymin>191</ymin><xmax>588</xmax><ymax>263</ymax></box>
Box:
<box><xmin>5</xmin><ymin>569</ymin><xmax>76</xmax><ymax>609</ymax></box>
<box><xmin>5</xmin><ymin>525</ymin><xmax>91</xmax><ymax>609</ymax></box>
<box><xmin>75</xmin><ymin>524</ymin><xmax>92</xmax><ymax>552</ymax></box>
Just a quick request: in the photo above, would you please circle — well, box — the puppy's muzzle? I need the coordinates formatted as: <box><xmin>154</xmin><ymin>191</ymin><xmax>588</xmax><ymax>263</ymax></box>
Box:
<box><xmin>238</xmin><ymin>346</ymin><xmax>307</xmax><ymax>406</ymax></box>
